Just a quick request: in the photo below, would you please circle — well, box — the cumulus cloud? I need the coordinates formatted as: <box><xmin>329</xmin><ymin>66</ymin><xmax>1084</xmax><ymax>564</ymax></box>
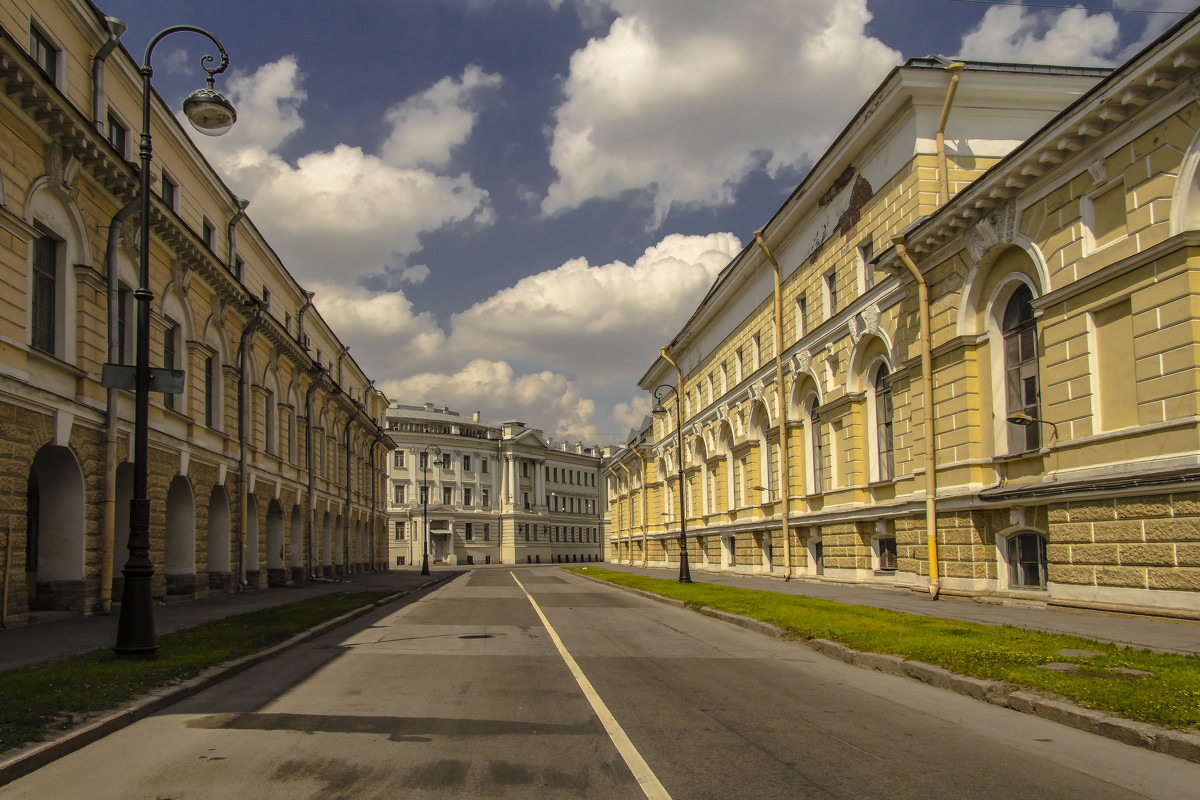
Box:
<box><xmin>449</xmin><ymin>232</ymin><xmax>742</xmax><ymax>383</ymax></box>
<box><xmin>380</xmin><ymin>65</ymin><xmax>503</xmax><ymax>168</ymax></box>
<box><xmin>612</xmin><ymin>394</ymin><xmax>652</xmax><ymax>437</ymax></box>
<box><xmin>321</xmin><ymin>232</ymin><xmax>741</xmax><ymax>440</ymax></box>
<box><xmin>541</xmin><ymin>0</ymin><xmax>901</xmax><ymax>225</ymax></box>
<box><xmin>381</xmin><ymin>360</ymin><xmax>598</xmax><ymax>438</ymax></box>
<box><xmin>189</xmin><ymin>58</ymin><xmax>495</xmax><ymax>286</ymax></box>
<box><xmin>955</xmin><ymin>6</ymin><xmax>1122</xmax><ymax>65</ymax></box>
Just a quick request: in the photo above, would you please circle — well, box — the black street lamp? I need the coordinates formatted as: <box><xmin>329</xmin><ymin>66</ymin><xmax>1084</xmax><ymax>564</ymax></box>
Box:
<box><xmin>114</xmin><ymin>26</ymin><xmax>236</xmax><ymax>660</ymax></box>
<box><xmin>420</xmin><ymin>444</ymin><xmax>441</xmax><ymax>576</ymax></box>
<box><xmin>653</xmin><ymin>384</ymin><xmax>692</xmax><ymax>584</ymax></box>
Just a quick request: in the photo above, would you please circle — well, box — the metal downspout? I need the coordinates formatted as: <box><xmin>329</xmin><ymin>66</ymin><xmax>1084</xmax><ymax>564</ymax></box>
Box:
<box><xmin>615</xmin><ymin>462</ymin><xmax>632</xmax><ymax>564</ymax></box>
<box><xmin>227</xmin><ymin>198</ymin><xmax>249</xmax><ymax>279</ymax></box>
<box><xmin>630</xmin><ymin>447</ymin><xmax>649</xmax><ymax>567</ymax></box>
<box><xmin>344</xmin><ymin>413</ymin><xmax>354</xmax><ymax>574</ymax></box>
<box><xmin>753</xmin><ymin>231</ymin><xmax>793</xmax><ymax>580</ymax></box>
<box><xmin>894</xmin><ymin>237</ymin><xmax>940</xmax><ymax>599</ymax></box>
<box><xmin>305</xmin><ymin>369</ymin><xmax>328</xmax><ymax>578</ymax></box>
<box><xmin>91</xmin><ymin>16</ymin><xmax>126</xmax><ymax>133</ymax></box>
<box><xmin>237</xmin><ymin>301</ymin><xmax>265</xmax><ymax>588</ymax></box>
<box><xmin>936</xmin><ymin>62</ymin><xmax>966</xmax><ymax>205</ymax></box>
<box><xmin>101</xmin><ymin>197</ymin><xmax>139</xmax><ymax>613</ymax></box>
<box><xmin>659</xmin><ymin>348</ymin><xmax>692</xmax><ymax>581</ymax></box>
<box><xmin>297</xmin><ymin>290</ymin><xmax>314</xmax><ymax>346</ymax></box>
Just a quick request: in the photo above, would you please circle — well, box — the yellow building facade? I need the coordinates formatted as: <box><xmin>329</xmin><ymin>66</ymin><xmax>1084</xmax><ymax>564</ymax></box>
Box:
<box><xmin>0</xmin><ymin>0</ymin><xmax>390</xmax><ymax>625</ymax></box>
<box><xmin>608</xmin><ymin>16</ymin><xmax>1200</xmax><ymax>618</ymax></box>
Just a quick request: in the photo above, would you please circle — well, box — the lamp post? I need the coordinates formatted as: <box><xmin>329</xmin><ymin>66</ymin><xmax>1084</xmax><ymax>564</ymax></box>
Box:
<box><xmin>653</xmin><ymin>384</ymin><xmax>692</xmax><ymax>583</ymax></box>
<box><xmin>420</xmin><ymin>445</ymin><xmax>441</xmax><ymax>576</ymax></box>
<box><xmin>115</xmin><ymin>27</ymin><xmax>236</xmax><ymax>659</ymax></box>
<box><xmin>1006</xmin><ymin>412</ymin><xmax>1058</xmax><ymax>445</ymax></box>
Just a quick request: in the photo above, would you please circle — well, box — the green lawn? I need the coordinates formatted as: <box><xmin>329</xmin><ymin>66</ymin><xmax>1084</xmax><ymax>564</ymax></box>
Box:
<box><xmin>567</xmin><ymin>567</ymin><xmax>1200</xmax><ymax>731</ymax></box>
<box><xmin>0</xmin><ymin>591</ymin><xmax>391</xmax><ymax>754</ymax></box>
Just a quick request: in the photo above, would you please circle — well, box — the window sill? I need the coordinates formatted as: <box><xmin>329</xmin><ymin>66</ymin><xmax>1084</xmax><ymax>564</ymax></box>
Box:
<box><xmin>992</xmin><ymin>447</ymin><xmax>1052</xmax><ymax>464</ymax></box>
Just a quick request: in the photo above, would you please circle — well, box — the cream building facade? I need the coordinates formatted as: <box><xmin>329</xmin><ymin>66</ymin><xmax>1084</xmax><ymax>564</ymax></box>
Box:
<box><xmin>385</xmin><ymin>404</ymin><xmax>603</xmax><ymax>568</ymax></box>
<box><xmin>608</xmin><ymin>15</ymin><xmax>1200</xmax><ymax>618</ymax></box>
<box><xmin>0</xmin><ymin>0</ymin><xmax>390</xmax><ymax>626</ymax></box>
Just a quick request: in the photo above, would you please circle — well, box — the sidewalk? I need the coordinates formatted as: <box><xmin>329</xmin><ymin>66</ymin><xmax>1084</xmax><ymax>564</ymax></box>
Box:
<box><xmin>0</xmin><ymin>568</ymin><xmax>465</xmax><ymax>674</ymax></box>
<box><xmin>598</xmin><ymin>563</ymin><xmax>1200</xmax><ymax>656</ymax></box>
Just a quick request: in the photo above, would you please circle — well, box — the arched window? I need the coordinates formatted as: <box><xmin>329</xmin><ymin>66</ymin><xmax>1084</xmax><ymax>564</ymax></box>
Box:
<box><xmin>1004</xmin><ymin>285</ymin><xmax>1040</xmax><ymax>452</ymax></box>
<box><xmin>874</xmin><ymin>366</ymin><xmax>894</xmax><ymax>481</ymax></box>
<box><xmin>810</xmin><ymin>403</ymin><xmax>824</xmax><ymax>493</ymax></box>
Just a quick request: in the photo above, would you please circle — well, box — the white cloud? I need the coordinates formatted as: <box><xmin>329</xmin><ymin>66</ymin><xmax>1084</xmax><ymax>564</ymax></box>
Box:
<box><xmin>612</xmin><ymin>394</ymin><xmax>652</xmax><ymax>437</ymax></box>
<box><xmin>190</xmin><ymin>58</ymin><xmax>495</xmax><ymax>286</ymax></box>
<box><xmin>381</xmin><ymin>360</ymin><xmax>598</xmax><ymax>439</ymax></box>
<box><xmin>955</xmin><ymin>6</ymin><xmax>1122</xmax><ymax>66</ymax></box>
<box><xmin>324</xmin><ymin>232</ymin><xmax>741</xmax><ymax>441</ymax></box>
<box><xmin>448</xmin><ymin>232</ymin><xmax>742</xmax><ymax>383</ymax></box>
<box><xmin>541</xmin><ymin>0</ymin><xmax>901</xmax><ymax>225</ymax></box>
<box><xmin>381</xmin><ymin>65</ymin><xmax>503</xmax><ymax>169</ymax></box>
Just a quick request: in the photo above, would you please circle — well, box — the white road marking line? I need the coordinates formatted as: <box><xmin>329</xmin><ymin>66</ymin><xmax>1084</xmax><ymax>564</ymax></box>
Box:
<box><xmin>512</xmin><ymin>572</ymin><xmax>673</xmax><ymax>800</ymax></box>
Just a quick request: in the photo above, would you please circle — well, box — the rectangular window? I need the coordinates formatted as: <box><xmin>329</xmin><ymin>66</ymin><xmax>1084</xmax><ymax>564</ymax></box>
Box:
<box><xmin>204</xmin><ymin>355</ymin><xmax>215</xmax><ymax>427</ymax></box>
<box><xmin>393</xmin><ymin>451</ymin><xmax>404</xmax><ymax>468</ymax></box>
<box><xmin>393</xmin><ymin>484</ymin><xmax>405</xmax><ymax>504</ymax></box>
<box><xmin>465</xmin><ymin>523</ymin><xmax>473</xmax><ymax>541</ymax></box>
<box><xmin>553</xmin><ymin>467</ymin><xmax>558</xmax><ymax>482</ymax></box>
<box><xmin>30</xmin><ymin>25</ymin><xmax>57</xmax><ymax>83</ymax></box>
<box><xmin>796</xmin><ymin>296</ymin><xmax>807</xmax><ymax>339</ymax></box>
<box><xmin>420</xmin><ymin>486</ymin><xmax>429</xmax><ymax>504</ymax></box>
<box><xmin>521</xmin><ymin>461</ymin><xmax>529</xmax><ymax>478</ymax></box>
<box><xmin>481</xmin><ymin>457</ymin><xmax>489</xmax><ymax>474</ymax></box>
<box><xmin>163</xmin><ymin>321</ymin><xmax>180</xmax><ymax>410</ymax></box>
<box><xmin>483</xmin><ymin>523</ymin><xmax>490</xmax><ymax>541</ymax></box>
<box><xmin>161</xmin><ymin>173</ymin><xmax>178</xmax><ymax>211</ymax></box>
<box><xmin>419</xmin><ymin>451</ymin><xmax>429</xmax><ymax>469</ymax></box>
<box><xmin>825</xmin><ymin>271</ymin><xmax>838</xmax><ymax>317</ymax></box>
<box><xmin>463</xmin><ymin>455</ymin><xmax>471</xmax><ymax>472</ymax></box>
<box><xmin>106</xmin><ymin>111</ymin><xmax>128</xmax><ymax>158</ymax></box>
<box><xmin>523</xmin><ymin>491</ymin><xmax>530</xmax><ymax>509</ymax></box>
<box><xmin>396</xmin><ymin>556</ymin><xmax>405</xmax><ymax>566</ymax></box>
<box><xmin>857</xmin><ymin>238</ymin><xmax>874</xmax><ymax>292</ymax></box>
<box><xmin>443</xmin><ymin>487</ymin><xmax>453</xmax><ymax>505</ymax></box>
<box><xmin>441</xmin><ymin>452</ymin><xmax>451</xmax><ymax>470</ymax></box>
<box><xmin>394</xmin><ymin>521</ymin><xmax>405</xmax><ymax>540</ymax></box>
<box><xmin>877</xmin><ymin>537</ymin><xmax>897</xmax><ymax>571</ymax></box>
<box><xmin>31</xmin><ymin>234</ymin><xmax>57</xmax><ymax>354</ymax></box>
<box><xmin>482</xmin><ymin>489</ymin><xmax>489</xmax><ymax>507</ymax></box>
<box><xmin>464</xmin><ymin>487</ymin><xmax>472</xmax><ymax>506</ymax></box>
<box><xmin>201</xmin><ymin>219</ymin><xmax>214</xmax><ymax>249</ymax></box>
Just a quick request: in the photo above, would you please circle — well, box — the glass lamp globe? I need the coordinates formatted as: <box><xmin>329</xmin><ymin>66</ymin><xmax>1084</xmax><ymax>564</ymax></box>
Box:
<box><xmin>183</xmin><ymin>86</ymin><xmax>236</xmax><ymax>136</ymax></box>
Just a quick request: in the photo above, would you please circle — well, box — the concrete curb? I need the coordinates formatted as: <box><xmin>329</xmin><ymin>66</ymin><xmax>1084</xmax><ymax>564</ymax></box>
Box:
<box><xmin>573</xmin><ymin>571</ymin><xmax>1200</xmax><ymax>765</ymax></box>
<box><xmin>0</xmin><ymin>574</ymin><xmax>455</xmax><ymax>788</ymax></box>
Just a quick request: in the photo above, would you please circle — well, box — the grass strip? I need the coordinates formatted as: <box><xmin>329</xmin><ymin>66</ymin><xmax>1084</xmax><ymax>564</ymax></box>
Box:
<box><xmin>0</xmin><ymin>591</ymin><xmax>391</xmax><ymax>754</ymax></box>
<box><xmin>567</xmin><ymin>567</ymin><xmax>1200</xmax><ymax>730</ymax></box>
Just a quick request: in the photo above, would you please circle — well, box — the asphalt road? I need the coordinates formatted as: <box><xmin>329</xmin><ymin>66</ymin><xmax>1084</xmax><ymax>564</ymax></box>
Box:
<box><xmin>3</xmin><ymin>566</ymin><xmax>1198</xmax><ymax>799</ymax></box>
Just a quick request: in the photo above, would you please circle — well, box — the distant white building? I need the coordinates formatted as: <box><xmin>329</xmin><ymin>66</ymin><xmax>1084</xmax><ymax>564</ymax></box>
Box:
<box><xmin>385</xmin><ymin>404</ymin><xmax>604</xmax><ymax>568</ymax></box>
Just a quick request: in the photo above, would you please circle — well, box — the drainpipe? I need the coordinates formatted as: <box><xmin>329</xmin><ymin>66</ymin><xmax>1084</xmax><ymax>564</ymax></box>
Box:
<box><xmin>630</xmin><ymin>446</ymin><xmax>649</xmax><ymax>567</ymax></box>
<box><xmin>297</xmin><ymin>290</ymin><xmax>314</xmax><ymax>348</ymax></box>
<box><xmin>370</xmin><ymin>428</ymin><xmax>387</xmax><ymax>571</ymax></box>
<box><xmin>227</xmin><ymin>198</ymin><xmax>250</xmax><ymax>279</ymax></box>
<box><xmin>614</xmin><ymin>462</ymin><xmax>632</xmax><ymax>564</ymax></box>
<box><xmin>101</xmin><ymin>196</ymin><xmax>139</xmax><ymax>613</ymax></box>
<box><xmin>92</xmin><ymin>16</ymin><xmax>127</xmax><ymax>134</ymax></box>
<box><xmin>344</xmin><ymin>411</ymin><xmax>354</xmax><ymax>574</ymax></box>
<box><xmin>893</xmin><ymin>236</ymin><xmax>940</xmax><ymax>599</ymax></box>
<box><xmin>237</xmin><ymin>300</ymin><xmax>265</xmax><ymax>588</ymax></box>
<box><xmin>305</xmin><ymin>368</ymin><xmax>329</xmax><ymax>578</ymax></box>
<box><xmin>936</xmin><ymin>61</ymin><xmax>966</xmax><ymax>205</ymax></box>
<box><xmin>753</xmin><ymin>231</ymin><xmax>793</xmax><ymax>580</ymax></box>
<box><xmin>337</xmin><ymin>345</ymin><xmax>349</xmax><ymax>387</ymax></box>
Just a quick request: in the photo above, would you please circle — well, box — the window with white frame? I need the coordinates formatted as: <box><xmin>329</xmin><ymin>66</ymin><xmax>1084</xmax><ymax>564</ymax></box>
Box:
<box><xmin>394</xmin><ymin>521</ymin><xmax>405</xmax><ymax>540</ymax></box>
<box><xmin>1006</xmin><ymin>531</ymin><xmax>1047</xmax><ymax>589</ymax></box>
<box><xmin>873</xmin><ymin>365</ymin><xmax>894</xmax><ymax>482</ymax></box>
<box><xmin>107</xmin><ymin>110</ymin><xmax>129</xmax><ymax>159</ymax></box>
<box><xmin>1003</xmin><ymin>284</ymin><xmax>1041</xmax><ymax>452</ymax></box>
<box><xmin>30</xmin><ymin>24</ymin><xmax>59</xmax><ymax>84</ymax></box>
<box><xmin>31</xmin><ymin>231</ymin><xmax>60</xmax><ymax>355</ymax></box>
<box><xmin>163</xmin><ymin>320</ymin><xmax>181</xmax><ymax>411</ymax></box>
<box><xmin>393</xmin><ymin>484</ymin><xmax>405</xmax><ymax>504</ymax></box>
<box><xmin>806</xmin><ymin>396</ymin><xmax>824</xmax><ymax>494</ymax></box>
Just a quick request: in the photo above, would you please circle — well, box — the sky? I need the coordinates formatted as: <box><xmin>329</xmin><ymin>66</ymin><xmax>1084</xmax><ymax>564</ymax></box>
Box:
<box><xmin>97</xmin><ymin>0</ymin><xmax>1195</xmax><ymax>444</ymax></box>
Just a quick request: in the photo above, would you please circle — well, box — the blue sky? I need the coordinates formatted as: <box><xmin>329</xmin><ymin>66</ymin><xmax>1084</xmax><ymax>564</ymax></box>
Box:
<box><xmin>97</xmin><ymin>0</ymin><xmax>1193</xmax><ymax>443</ymax></box>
